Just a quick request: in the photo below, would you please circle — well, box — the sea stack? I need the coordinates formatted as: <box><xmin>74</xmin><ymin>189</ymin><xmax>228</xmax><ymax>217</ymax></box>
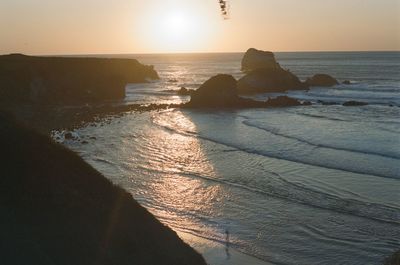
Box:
<box><xmin>186</xmin><ymin>74</ymin><xmax>241</xmax><ymax>107</ymax></box>
<box><xmin>238</xmin><ymin>48</ymin><xmax>307</xmax><ymax>94</ymax></box>
<box><xmin>241</xmin><ymin>48</ymin><xmax>280</xmax><ymax>72</ymax></box>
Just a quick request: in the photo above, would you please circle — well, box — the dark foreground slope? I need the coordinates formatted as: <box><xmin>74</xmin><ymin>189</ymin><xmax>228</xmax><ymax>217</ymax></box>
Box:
<box><xmin>0</xmin><ymin>54</ymin><xmax>158</xmax><ymax>104</ymax></box>
<box><xmin>0</xmin><ymin>113</ymin><xmax>206</xmax><ymax>265</ymax></box>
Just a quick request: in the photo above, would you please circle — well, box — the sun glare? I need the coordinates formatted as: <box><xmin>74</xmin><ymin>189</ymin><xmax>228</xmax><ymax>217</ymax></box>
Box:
<box><xmin>135</xmin><ymin>2</ymin><xmax>221</xmax><ymax>53</ymax></box>
<box><xmin>165</xmin><ymin>14</ymin><xmax>188</xmax><ymax>36</ymax></box>
<box><xmin>157</xmin><ymin>12</ymin><xmax>199</xmax><ymax>49</ymax></box>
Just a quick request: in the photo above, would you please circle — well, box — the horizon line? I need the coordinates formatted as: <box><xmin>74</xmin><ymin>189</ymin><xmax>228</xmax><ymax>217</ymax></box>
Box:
<box><xmin>2</xmin><ymin>49</ymin><xmax>400</xmax><ymax>57</ymax></box>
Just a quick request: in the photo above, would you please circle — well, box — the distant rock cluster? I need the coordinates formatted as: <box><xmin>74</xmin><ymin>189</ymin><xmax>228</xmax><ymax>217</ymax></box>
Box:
<box><xmin>184</xmin><ymin>74</ymin><xmax>309</xmax><ymax>108</ymax></box>
<box><xmin>185</xmin><ymin>48</ymin><xmax>345</xmax><ymax>108</ymax></box>
<box><xmin>184</xmin><ymin>48</ymin><xmax>375</xmax><ymax>109</ymax></box>
<box><xmin>166</xmin><ymin>48</ymin><xmax>363</xmax><ymax>108</ymax></box>
<box><xmin>238</xmin><ymin>48</ymin><xmax>339</xmax><ymax>94</ymax></box>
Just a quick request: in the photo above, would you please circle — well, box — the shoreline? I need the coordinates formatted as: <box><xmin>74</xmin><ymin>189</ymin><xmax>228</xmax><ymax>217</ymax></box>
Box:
<box><xmin>178</xmin><ymin>231</ymin><xmax>273</xmax><ymax>265</ymax></box>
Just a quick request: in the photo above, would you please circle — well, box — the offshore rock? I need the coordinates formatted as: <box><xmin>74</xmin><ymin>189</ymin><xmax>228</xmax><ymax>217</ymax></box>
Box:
<box><xmin>186</xmin><ymin>74</ymin><xmax>241</xmax><ymax>107</ymax></box>
<box><xmin>306</xmin><ymin>74</ymin><xmax>338</xmax><ymax>87</ymax></box>
<box><xmin>265</xmin><ymin>96</ymin><xmax>307</xmax><ymax>107</ymax></box>
<box><xmin>241</xmin><ymin>48</ymin><xmax>280</xmax><ymax>72</ymax></box>
<box><xmin>185</xmin><ymin>74</ymin><xmax>308</xmax><ymax>109</ymax></box>
<box><xmin>237</xmin><ymin>68</ymin><xmax>307</xmax><ymax>94</ymax></box>
<box><xmin>343</xmin><ymin>100</ymin><xmax>368</xmax><ymax>106</ymax></box>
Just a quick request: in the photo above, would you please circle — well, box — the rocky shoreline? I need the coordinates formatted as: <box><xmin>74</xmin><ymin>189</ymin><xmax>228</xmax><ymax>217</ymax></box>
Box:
<box><xmin>0</xmin><ymin>49</ymin><xmax>365</xmax><ymax>134</ymax></box>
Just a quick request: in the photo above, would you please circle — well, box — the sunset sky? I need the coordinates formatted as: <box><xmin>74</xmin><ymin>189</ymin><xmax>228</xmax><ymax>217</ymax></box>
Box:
<box><xmin>1</xmin><ymin>0</ymin><xmax>399</xmax><ymax>55</ymax></box>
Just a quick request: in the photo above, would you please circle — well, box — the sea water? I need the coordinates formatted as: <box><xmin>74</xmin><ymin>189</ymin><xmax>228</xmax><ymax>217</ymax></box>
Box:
<box><xmin>64</xmin><ymin>52</ymin><xmax>400</xmax><ymax>265</ymax></box>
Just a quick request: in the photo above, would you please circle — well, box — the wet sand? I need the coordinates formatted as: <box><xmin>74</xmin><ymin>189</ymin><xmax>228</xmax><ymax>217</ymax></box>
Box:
<box><xmin>178</xmin><ymin>232</ymin><xmax>273</xmax><ymax>265</ymax></box>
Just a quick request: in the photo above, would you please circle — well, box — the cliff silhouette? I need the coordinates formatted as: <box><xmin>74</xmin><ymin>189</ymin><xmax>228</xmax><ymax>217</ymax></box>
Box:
<box><xmin>0</xmin><ymin>112</ymin><xmax>206</xmax><ymax>265</ymax></box>
<box><xmin>0</xmin><ymin>54</ymin><xmax>158</xmax><ymax>105</ymax></box>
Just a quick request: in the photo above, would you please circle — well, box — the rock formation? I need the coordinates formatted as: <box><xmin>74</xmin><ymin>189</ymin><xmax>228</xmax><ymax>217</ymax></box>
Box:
<box><xmin>238</xmin><ymin>48</ymin><xmax>341</xmax><ymax>94</ymax></box>
<box><xmin>185</xmin><ymin>74</ymin><xmax>308</xmax><ymax>109</ymax></box>
<box><xmin>177</xmin><ymin>87</ymin><xmax>194</xmax><ymax>96</ymax></box>
<box><xmin>0</xmin><ymin>54</ymin><xmax>159</xmax><ymax>105</ymax></box>
<box><xmin>306</xmin><ymin>74</ymin><xmax>339</xmax><ymax>87</ymax></box>
<box><xmin>343</xmin><ymin>100</ymin><xmax>368</xmax><ymax>106</ymax></box>
<box><xmin>237</xmin><ymin>68</ymin><xmax>307</xmax><ymax>94</ymax></box>
<box><xmin>237</xmin><ymin>48</ymin><xmax>308</xmax><ymax>94</ymax></box>
<box><xmin>383</xmin><ymin>250</ymin><xmax>400</xmax><ymax>265</ymax></box>
<box><xmin>241</xmin><ymin>48</ymin><xmax>280</xmax><ymax>72</ymax></box>
<box><xmin>185</xmin><ymin>74</ymin><xmax>241</xmax><ymax>107</ymax></box>
<box><xmin>265</xmin><ymin>96</ymin><xmax>309</xmax><ymax>107</ymax></box>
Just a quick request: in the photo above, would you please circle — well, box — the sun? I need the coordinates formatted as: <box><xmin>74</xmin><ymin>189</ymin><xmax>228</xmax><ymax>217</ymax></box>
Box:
<box><xmin>157</xmin><ymin>12</ymin><xmax>198</xmax><ymax>49</ymax></box>
<box><xmin>164</xmin><ymin>14</ymin><xmax>188</xmax><ymax>36</ymax></box>
<box><xmin>135</xmin><ymin>3</ymin><xmax>221</xmax><ymax>53</ymax></box>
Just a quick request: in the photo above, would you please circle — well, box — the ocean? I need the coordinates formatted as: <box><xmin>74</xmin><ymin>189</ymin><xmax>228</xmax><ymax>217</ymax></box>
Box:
<box><xmin>61</xmin><ymin>52</ymin><xmax>400</xmax><ymax>265</ymax></box>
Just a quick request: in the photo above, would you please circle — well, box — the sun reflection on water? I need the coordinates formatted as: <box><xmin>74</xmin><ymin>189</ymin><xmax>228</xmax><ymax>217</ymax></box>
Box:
<box><xmin>138</xmin><ymin>110</ymin><xmax>228</xmax><ymax>238</ymax></box>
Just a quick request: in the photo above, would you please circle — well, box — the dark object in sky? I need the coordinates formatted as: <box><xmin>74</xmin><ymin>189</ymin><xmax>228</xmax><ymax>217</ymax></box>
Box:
<box><xmin>218</xmin><ymin>0</ymin><xmax>230</xmax><ymax>19</ymax></box>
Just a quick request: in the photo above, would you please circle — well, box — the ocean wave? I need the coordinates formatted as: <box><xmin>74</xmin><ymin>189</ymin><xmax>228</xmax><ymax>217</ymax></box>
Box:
<box><xmin>152</xmin><ymin>111</ymin><xmax>400</xmax><ymax>180</ymax></box>
<box><xmin>282</xmin><ymin>111</ymin><xmax>347</xmax><ymax>122</ymax></box>
<box><xmin>333</xmin><ymin>86</ymin><xmax>400</xmax><ymax>94</ymax></box>
<box><xmin>242</xmin><ymin>120</ymin><xmax>400</xmax><ymax>160</ymax></box>
<box><xmin>281</xmin><ymin>110</ymin><xmax>400</xmax><ymax>134</ymax></box>
<box><xmin>135</xmin><ymin>156</ymin><xmax>400</xmax><ymax>227</ymax></box>
<box><xmin>140</xmin><ymin>116</ymin><xmax>400</xmax><ymax>226</ymax></box>
<box><xmin>291</xmin><ymin>90</ymin><xmax>400</xmax><ymax>103</ymax></box>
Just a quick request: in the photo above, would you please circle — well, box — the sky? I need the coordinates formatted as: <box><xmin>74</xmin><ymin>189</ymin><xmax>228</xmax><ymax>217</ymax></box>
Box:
<box><xmin>0</xmin><ymin>0</ymin><xmax>399</xmax><ymax>55</ymax></box>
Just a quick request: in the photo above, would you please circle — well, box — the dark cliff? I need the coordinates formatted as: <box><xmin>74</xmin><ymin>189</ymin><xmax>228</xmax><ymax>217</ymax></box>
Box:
<box><xmin>0</xmin><ymin>54</ymin><xmax>158</xmax><ymax>104</ymax></box>
<box><xmin>0</xmin><ymin>112</ymin><xmax>206</xmax><ymax>265</ymax></box>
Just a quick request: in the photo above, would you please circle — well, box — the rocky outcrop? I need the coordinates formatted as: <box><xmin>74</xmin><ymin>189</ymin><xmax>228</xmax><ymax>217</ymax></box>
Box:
<box><xmin>343</xmin><ymin>100</ymin><xmax>368</xmax><ymax>106</ymax></box>
<box><xmin>0</xmin><ymin>54</ymin><xmax>159</xmax><ymax>105</ymax></box>
<box><xmin>185</xmin><ymin>74</ymin><xmax>241</xmax><ymax>107</ymax></box>
<box><xmin>239</xmin><ymin>49</ymin><xmax>341</xmax><ymax>94</ymax></box>
<box><xmin>318</xmin><ymin>100</ymin><xmax>340</xmax><ymax>105</ymax></box>
<box><xmin>265</xmin><ymin>96</ymin><xmax>307</xmax><ymax>107</ymax></box>
<box><xmin>306</xmin><ymin>74</ymin><xmax>338</xmax><ymax>87</ymax></box>
<box><xmin>177</xmin><ymin>87</ymin><xmax>194</xmax><ymax>96</ymax></box>
<box><xmin>238</xmin><ymin>48</ymin><xmax>308</xmax><ymax>94</ymax></box>
<box><xmin>184</xmin><ymin>74</ymin><xmax>309</xmax><ymax>109</ymax></box>
<box><xmin>0</xmin><ymin>112</ymin><xmax>206</xmax><ymax>265</ymax></box>
<box><xmin>241</xmin><ymin>48</ymin><xmax>280</xmax><ymax>72</ymax></box>
<box><xmin>237</xmin><ymin>68</ymin><xmax>307</xmax><ymax>94</ymax></box>
<box><xmin>383</xmin><ymin>250</ymin><xmax>400</xmax><ymax>265</ymax></box>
